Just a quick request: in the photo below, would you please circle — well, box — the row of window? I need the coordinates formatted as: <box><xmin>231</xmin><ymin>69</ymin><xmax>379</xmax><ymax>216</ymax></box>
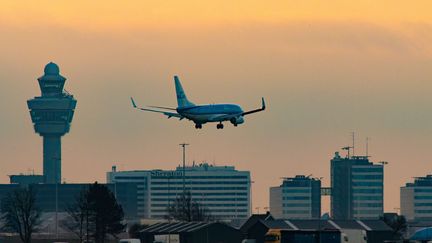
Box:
<box><xmin>283</xmin><ymin>196</ymin><xmax>310</xmax><ymax>200</ymax></box>
<box><xmin>415</xmin><ymin>203</ymin><xmax>432</xmax><ymax>207</ymax></box>
<box><xmin>351</xmin><ymin>175</ymin><xmax>383</xmax><ymax>180</ymax></box>
<box><xmin>283</xmin><ymin>210</ymin><xmax>310</xmax><ymax>214</ymax></box>
<box><xmin>114</xmin><ymin>176</ymin><xmax>148</xmax><ymax>180</ymax></box>
<box><xmin>415</xmin><ymin>196</ymin><xmax>432</xmax><ymax>200</ymax></box>
<box><xmin>415</xmin><ymin>210</ymin><xmax>432</xmax><ymax>214</ymax></box>
<box><xmin>152</xmin><ymin>176</ymin><xmax>249</xmax><ymax>179</ymax></box>
<box><xmin>353</xmin><ymin>210</ymin><xmax>383</xmax><ymax>215</ymax></box>
<box><xmin>353</xmin><ymin>203</ymin><xmax>383</xmax><ymax>207</ymax></box>
<box><xmin>352</xmin><ymin>182</ymin><xmax>383</xmax><ymax>187</ymax></box>
<box><xmin>353</xmin><ymin>196</ymin><xmax>382</xmax><ymax>200</ymax></box>
<box><xmin>352</xmin><ymin>189</ymin><xmax>383</xmax><ymax>194</ymax></box>
<box><xmin>151</xmin><ymin>187</ymin><xmax>248</xmax><ymax>191</ymax></box>
<box><xmin>415</xmin><ymin>188</ymin><xmax>432</xmax><ymax>193</ymax></box>
<box><xmin>151</xmin><ymin>197</ymin><xmax>249</xmax><ymax>202</ymax></box>
<box><xmin>151</xmin><ymin>203</ymin><xmax>248</xmax><ymax>207</ymax></box>
<box><xmin>282</xmin><ymin>189</ymin><xmax>310</xmax><ymax>193</ymax></box>
<box><xmin>151</xmin><ymin>214</ymin><xmax>249</xmax><ymax>219</ymax></box>
<box><xmin>351</xmin><ymin>167</ymin><xmax>383</xmax><ymax>173</ymax></box>
<box><xmin>151</xmin><ymin>192</ymin><xmax>248</xmax><ymax>196</ymax></box>
<box><xmin>151</xmin><ymin>208</ymin><xmax>248</xmax><ymax>213</ymax></box>
<box><xmin>282</xmin><ymin>203</ymin><xmax>310</xmax><ymax>207</ymax></box>
<box><xmin>151</xmin><ymin>181</ymin><xmax>249</xmax><ymax>185</ymax></box>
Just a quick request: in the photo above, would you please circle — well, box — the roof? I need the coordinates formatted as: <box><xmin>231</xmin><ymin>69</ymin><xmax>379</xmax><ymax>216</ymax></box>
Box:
<box><xmin>359</xmin><ymin>220</ymin><xmax>394</xmax><ymax>231</ymax></box>
<box><xmin>245</xmin><ymin>218</ymin><xmax>393</xmax><ymax>232</ymax></box>
<box><xmin>140</xmin><ymin>222</ymin><xmax>233</xmax><ymax>234</ymax></box>
<box><xmin>239</xmin><ymin>212</ymin><xmax>274</xmax><ymax>232</ymax></box>
<box><xmin>288</xmin><ymin>220</ymin><xmax>338</xmax><ymax>231</ymax></box>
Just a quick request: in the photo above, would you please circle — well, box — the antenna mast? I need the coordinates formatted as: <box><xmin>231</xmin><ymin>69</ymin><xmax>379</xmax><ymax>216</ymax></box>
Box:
<box><xmin>352</xmin><ymin>132</ymin><xmax>355</xmax><ymax>157</ymax></box>
<box><xmin>366</xmin><ymin>137</ymin><xmax>369</xmax><ymax>157</ymax></box>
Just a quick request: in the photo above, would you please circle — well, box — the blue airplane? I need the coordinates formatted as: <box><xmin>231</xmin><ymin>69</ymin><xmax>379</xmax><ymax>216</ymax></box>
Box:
<box><xmin>131</xmin><ymin>76</ymin><xmax>265</xmax><ymax>129</ymax></box>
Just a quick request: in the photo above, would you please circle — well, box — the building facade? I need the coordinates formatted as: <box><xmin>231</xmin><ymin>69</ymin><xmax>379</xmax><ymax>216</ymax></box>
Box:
<box><xmin>270</xmin><ymin>175</ymin><xmax>321</xmax><ymax>219</ymax></box>
<box><xmin>331</xmin><ymin>152</ymin><xmax>384</xmax><ymax>220</ymax></box>
<box><xmin>107</xmin><ymin>163</ymin><xmax>251</xmax><ymax>220</ymax></box>
<box><xmin>401</xmin><ymin>175</ymin><xmax>432</xmax><ymax>221</ymax></box>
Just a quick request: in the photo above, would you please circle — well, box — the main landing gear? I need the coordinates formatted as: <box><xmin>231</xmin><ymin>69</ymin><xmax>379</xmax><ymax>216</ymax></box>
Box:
<box><xmin>195</xmin><ymin>124</ymin><xmax>202</xmax><ymax>129</ymax></box>
<box><xmin>216</xmin><ymin>123</ymin><xmax>224</xmax><ymax>129</ymax></box>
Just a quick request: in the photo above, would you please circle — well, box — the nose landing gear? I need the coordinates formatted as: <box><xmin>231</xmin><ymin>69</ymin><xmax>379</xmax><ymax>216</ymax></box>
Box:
<box><xmin>195</xmin><ymin>124</ymin><xmax>202</xmax><ymax>129</ymax></box>
<box><xmin>216</xmin><ymin>123</ymin><xmax>224</xmax><ymax>129</ymax></box>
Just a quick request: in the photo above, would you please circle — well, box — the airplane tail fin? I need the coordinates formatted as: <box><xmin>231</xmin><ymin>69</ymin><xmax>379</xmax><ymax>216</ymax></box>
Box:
<box><xmin>174</xmin><ymin>76</ymin><xmax>195</xmax><ymax>108</ymax></box>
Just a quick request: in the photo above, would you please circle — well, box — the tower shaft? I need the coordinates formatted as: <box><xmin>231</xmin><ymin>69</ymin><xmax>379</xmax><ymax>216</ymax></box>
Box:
<box><xmin>43</xmin><ymin>136</ymin><xmax>61</xmax><ymax>184</ymax></box>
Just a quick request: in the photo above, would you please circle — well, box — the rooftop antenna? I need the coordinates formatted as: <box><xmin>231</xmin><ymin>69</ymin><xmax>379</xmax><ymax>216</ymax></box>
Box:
<box><xmin>366</xmin><ymin>137</ymin><xmax>370</xmax><ymax>157</ymax></box>
<box><xmin>342</xmin><ymin>146</ymin><xmax>352</xmax><ymax>158</ymax></box>
<box><xmin>352</xmin><ymin>132</ymin><xmax>355</xmax><ymax>157</ymax></box>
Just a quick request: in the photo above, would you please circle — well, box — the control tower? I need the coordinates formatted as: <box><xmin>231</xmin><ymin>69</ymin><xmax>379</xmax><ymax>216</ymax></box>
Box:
<box><xmin>27</xmin><ymin>62</ymin><xmax>77</xmax><ymax>184</ymax></box>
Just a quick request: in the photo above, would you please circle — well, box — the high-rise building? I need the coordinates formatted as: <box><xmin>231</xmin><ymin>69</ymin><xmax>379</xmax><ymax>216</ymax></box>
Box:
<box><xmin>270</xmin><ymin>175</ymin><xmax>321</xmax><ymax>219</ymax></box>
<box><xmin>401</xmin><ymin>175</ymin><xmax>432</xmax><ymax>221</ymax></box>
<box><xmin>331</xmin><ymin>152</ymin><xmax>384</xmax><ymax>220</ymax></box>
<box><xmin>27</xmin><ymin>62</ymin><xmax>77</xmax><ymax>184</ymax></box>
<box><xmin>107</xmin><ymin>163</ymin><xmax>251</xmax><ymax>220</ymax></box>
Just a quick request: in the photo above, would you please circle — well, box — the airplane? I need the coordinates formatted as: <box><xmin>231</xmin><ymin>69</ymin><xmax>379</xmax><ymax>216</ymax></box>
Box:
<box><xmin>130</xmin><ymin>76</ymin><xmax>265</xmax><ymax>129</ymax></box>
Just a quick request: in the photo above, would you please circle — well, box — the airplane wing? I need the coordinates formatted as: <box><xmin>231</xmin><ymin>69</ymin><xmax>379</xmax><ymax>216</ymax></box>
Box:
<box><xmin>242</xmin><ymin>97</ymin><xmax>266</xmax><ymax>116</ymax></box>
<box><xmin>130</xmin><ymin>97</ymin><xmax>183</xmax><ymax>119</ymax></box>
<box><xmin>209</xmin><ymin>97</ymin><xmax>266</xmax><ymax>121</ymax></box>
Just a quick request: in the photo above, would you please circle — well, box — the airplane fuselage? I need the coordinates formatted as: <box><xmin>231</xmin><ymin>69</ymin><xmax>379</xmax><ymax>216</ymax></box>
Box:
<box><xmin>177</xmin><ymin>104</ymin><xmax>243</xmax><ymax>124</ymax></box>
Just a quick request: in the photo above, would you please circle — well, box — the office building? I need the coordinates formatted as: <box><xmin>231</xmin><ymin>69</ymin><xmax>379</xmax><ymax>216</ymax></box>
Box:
<box><xmin>331</xmin><ymin>151</ymin><xmax>384</xmax><ymax>220</ymax></box>
<box><xmin>107</xmin><ymin>163</ymin><xmax>251</xmax><ymax>220</ymax></box>
<box><xmin>401</xmin><ymin>175</ymin><xmax>432</xmax><ymax>221</ymax></box>
<box><xmin>27</xmin><ymin>62</ymin><xmax>77</xmax><ymax>184</ymax></box>
<box><xmin>270</xmin><ymin>175</ymin><xmax>321</xmax><ymax>219</ymax></box>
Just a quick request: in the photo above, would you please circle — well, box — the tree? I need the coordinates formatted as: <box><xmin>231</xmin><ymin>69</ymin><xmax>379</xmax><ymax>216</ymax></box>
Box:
<box><xmin>63</xmin><ymin>189</ymin><xmax>92</xmax><ymax>243</ymax></box>
<box><xmin>381</xmin><ymin>213</ymin><xmax>407</xmax><ymax>239</ymax></box>
<box><xmin>0</xmin><ymin>186</ymin><xmax>41</xmax><ymax>243</ymax></box>
<box><xmin>87</xmin><ymin>182</ymin><xmax>125</xmax><ymax>243</ymax></box>
<box><xmin>166</xmin><ymin>191</ymin><xmax>212</xmax><ymax>222</ymax></box>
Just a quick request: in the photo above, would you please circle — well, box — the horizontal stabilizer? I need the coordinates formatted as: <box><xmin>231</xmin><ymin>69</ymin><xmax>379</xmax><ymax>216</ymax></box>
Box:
<box><xmin>130</xmin><ymin>97</ymin><xmax>183</xmax><ymax>119</ymax></box>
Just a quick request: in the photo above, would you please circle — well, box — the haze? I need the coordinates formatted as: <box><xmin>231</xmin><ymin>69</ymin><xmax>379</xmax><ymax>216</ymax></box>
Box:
<box><xmin>1</xmin><ymin>1</ymin><xmax>432</xmax><ymax>214</ymax></box>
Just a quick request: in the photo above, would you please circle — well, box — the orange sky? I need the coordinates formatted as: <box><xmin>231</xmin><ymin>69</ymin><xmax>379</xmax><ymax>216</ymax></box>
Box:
<box><xmin>1</xmin><ymin>1</ymin><xmax>432</xmax><ymax>214</ymax></box>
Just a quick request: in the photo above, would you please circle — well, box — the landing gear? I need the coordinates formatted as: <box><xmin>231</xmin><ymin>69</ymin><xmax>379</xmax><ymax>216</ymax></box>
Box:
<box><xmin>216</xmin><ymin>123</ymin><xmax>224</xmax><ymax>129</ymax></box>
<box><xmin>195</xmin><ymin>124</ymin><xmax>202</xmax><ymax>129</ymax></box>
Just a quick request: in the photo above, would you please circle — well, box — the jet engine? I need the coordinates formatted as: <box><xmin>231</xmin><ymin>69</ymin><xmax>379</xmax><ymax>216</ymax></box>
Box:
<box><xmin>230</xmin><ymin>116</ymin><xmax>244</xmax><ymax>126</ymax></box>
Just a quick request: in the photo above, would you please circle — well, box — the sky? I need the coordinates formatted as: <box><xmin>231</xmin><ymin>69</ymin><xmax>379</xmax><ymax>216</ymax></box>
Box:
<box><xmin>1</xmin><ymin>1</ymin><xmax>432</xmax><ymax>214</ymax></box>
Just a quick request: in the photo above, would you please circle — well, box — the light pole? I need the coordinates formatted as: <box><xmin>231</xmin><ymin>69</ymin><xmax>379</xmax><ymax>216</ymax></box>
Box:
<box><xmin>315</xmin><ymin>176</ymin><xmax>323</xmax><ymax>243</ymax></box>
<box><xmin>179</xmin><ymin>143</ymin><xmax>189</xmax><ymax>194</ymax></box>
<box><xmin>52</xmin><ymin>156</ymin><xmax>60</xmax><ymax>240</ymax></box>
<box><xmin>179</xmin><ymin>143</ymin><xmax>189</xmax><ymax>221</ymax></box>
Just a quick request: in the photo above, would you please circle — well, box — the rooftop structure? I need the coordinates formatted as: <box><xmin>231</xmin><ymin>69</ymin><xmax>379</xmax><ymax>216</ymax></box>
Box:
<box><xmin>270</xmin><ymin>175</ymin><xmax>321</xmax><ymax>219</ymax></box>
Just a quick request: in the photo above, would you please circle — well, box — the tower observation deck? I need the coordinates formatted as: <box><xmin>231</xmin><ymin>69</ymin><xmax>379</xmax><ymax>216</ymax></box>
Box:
<box><xmin>27</xmin><ymin>62</ymin><xmax>77</xmax><ymax>184</ymax></box>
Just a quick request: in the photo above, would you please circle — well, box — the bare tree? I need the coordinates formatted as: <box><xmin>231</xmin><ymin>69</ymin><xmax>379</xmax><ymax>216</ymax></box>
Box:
<box><xmin>1</xmin><ymin>186</ymin><xmax>41</xmax><ymax>243</ymax></box>
<box><xmin>166</xmin><ymin>191</ymin><xmax>212</xmax><ymax>222</ymax></box>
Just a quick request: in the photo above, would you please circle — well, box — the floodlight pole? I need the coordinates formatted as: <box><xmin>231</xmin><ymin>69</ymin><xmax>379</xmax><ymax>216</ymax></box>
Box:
<box><xmin>179</xmin><ymin>143</ymin><xmax>189</xmax><ymax>194</ymax></box>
